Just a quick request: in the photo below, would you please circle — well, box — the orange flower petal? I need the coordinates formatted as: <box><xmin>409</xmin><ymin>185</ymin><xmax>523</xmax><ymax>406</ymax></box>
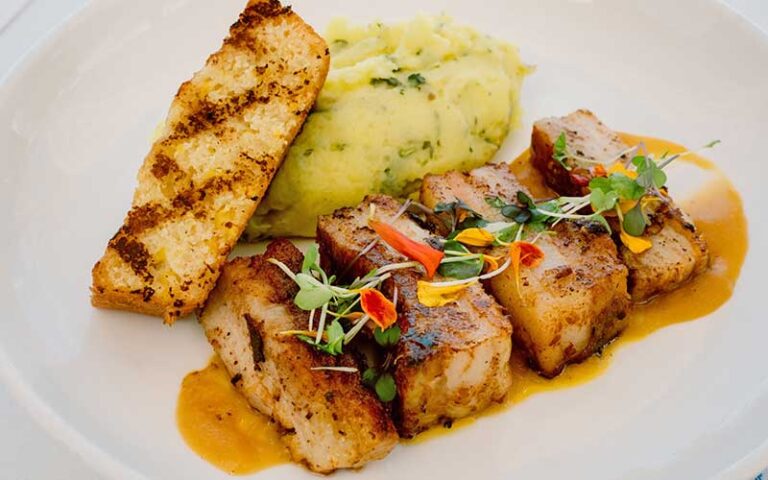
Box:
<box><xmin>593</xmin><ymin>164</ymin><xmax>607</xmax><ymax>177</ymax></box>
<box><xmin>608</xmin><ymin>162</ymin><xmax>638</xmax><ymax>179</ymax></box>
<box><xmin>619</xmin><ymin>231</ymin><xmax>652</xmax><ymax>254</ymax></box>
<box><xmin>369</xmin><ymin>219</ymin><xmax>444</xmax><ymax>278</ymax></box>
<box><xmin>482</xmin><ymin>254</ymin><xmax>500</xmax><ymax>272</ymax></box>
<box><xmin>619</xmin><ymin>199</ymin><xmax>638</xmax><ymax>214</ymax></box>
<box><xmin>360</xmin><ymin>288</ymin><xmax>397</xmax><ymax>329</ymax></box>
<box><xmin>508</xmin><ymin>241</ymin><xmax>545</xmax><ymax>292</ymax></box>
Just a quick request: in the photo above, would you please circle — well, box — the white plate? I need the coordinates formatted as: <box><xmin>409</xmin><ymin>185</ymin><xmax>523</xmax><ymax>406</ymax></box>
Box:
<box><xmin>1</xmin><ymin>0</ymin><xmax>767</xmax><ymax>478</ymax></box>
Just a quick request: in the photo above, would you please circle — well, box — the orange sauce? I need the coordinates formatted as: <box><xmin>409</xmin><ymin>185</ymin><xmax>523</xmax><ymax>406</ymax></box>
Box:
<box><xmin>178</xmin><ymin>134</ymin><xmax>748</xmax><ymax>460</ymax></box>
<box><xmin>409</xmin><ymin>133</ymin><xmax>748</xmax><ymax>442</ymax></box>
<box><xmin>177</xmin><ymin>356</ymin><xmax>289</xmax><ymax>474</ymax></box>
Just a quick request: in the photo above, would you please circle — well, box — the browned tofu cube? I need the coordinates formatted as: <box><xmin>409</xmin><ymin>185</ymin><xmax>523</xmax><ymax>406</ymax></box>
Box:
<box><xmin>530</xmin><ymin>110</ymin><xmax>710</xmax><ymax>302</ymax></box>
<box><xmin>200</xmin><ymin>240</ymin><xmax>398</xmax><ymax>472</ymax></box>
<box><xmin>421</xmin><ymin>164</ymin><xmax>630</xmax><ymax>377</ymax></box>
<box><xmin>317</xmin><ymin>195</ymin><xmax>513</xmax><ymax>437</ymax></box>
<box><xmin>620</xmin><ymin>202</ymin><xmax>710</xmax><ymax>301</ymax></box>
<box><xmin>531</xmin><ymin>109</ymin><xmax>629</xmax><ymax>196</ymax></box>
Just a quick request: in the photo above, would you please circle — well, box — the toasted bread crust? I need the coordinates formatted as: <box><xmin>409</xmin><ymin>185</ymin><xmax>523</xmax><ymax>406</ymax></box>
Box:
<box><xmin>91</xmin><ymin>0</ymin><xmax>330</xmax><ymax>322</ymax></box>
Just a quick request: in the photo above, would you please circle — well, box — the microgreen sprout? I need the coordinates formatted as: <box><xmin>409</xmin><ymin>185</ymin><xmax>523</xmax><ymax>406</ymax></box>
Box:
<box><xmin>268</xmin><ymin>244</ymin><xmax>415</xmax><ymax>356</ymax></box>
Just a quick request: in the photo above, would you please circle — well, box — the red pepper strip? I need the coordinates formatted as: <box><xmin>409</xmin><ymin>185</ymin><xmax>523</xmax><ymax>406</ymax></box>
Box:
<box><xmin>369</xmin><ymin>219</ymin><xmax>444</xmax><ymax>279</ymax></box>
<box><xmin>360</xmin><ymin>288</ymin><xmax>398</xmax><ymax>329</ymax></box>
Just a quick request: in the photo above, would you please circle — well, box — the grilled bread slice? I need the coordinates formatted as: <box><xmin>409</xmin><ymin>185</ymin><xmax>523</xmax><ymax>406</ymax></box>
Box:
<box><xmin>421</xmin><ymin>164</ymin><xmax>630</xmax><ymax>377</ymax></box>
<box><xmin>530</xmin><ymin>110</ymin><xmax>710</xmax><ymax>302</ymax></box>
<box><xmin>200</xmin><ymin>240</ymin><xmax>398</xmax><ymax>473</ymax></box>
<box><xmin>317</xmin><ymin>195</ymin><xmax>513</xmax><ymax>437</ymax></box>
<box><xmin>91</xmin><ymin>0</ymin><xmax>330</xmax><ymax>322</ymax></box>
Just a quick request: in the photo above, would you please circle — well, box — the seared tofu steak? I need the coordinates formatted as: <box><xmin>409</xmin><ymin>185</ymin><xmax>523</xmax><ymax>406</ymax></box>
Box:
<box><xmin>531</xmin><ymin>110</ymin><xmax>710</xmax><ymax>302</ymax></box>
<box><xmin>92</xmin><ymin>0</ymin><xmax>330</xmax><ymax>322</ymax></box>
<box><xmin>421</xmin><ymin>164</ymin><xmax>630</xmax><ymax>377</ymax></box>
<box><xmin>200</xmin><ymin>240</ymin><xmax>397</xmax><ymax>472</ymax></box>
<box><xmin>619</xmin><ymin>201</ymin><xmax>709</xmax><ymax>301</ymax></box>
<box><xmin>317</xmin><ymin>195</ymin><xmax>513</xmax><ymax>437</ymax></box>
<box><xmin>531</xmin><ymin>109</ymin><xmax>630</xmax><ymax>197</ymax></box>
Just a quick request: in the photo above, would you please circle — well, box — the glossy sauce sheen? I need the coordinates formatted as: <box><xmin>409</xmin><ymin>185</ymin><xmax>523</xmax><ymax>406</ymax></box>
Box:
<box><xmin>409</xmin><ymin>133</ymin><xmax>748</xmax><ymax>442</ymax></box>
<box><xmin>178</xmin><ymin>134</ymin><xmax>747</xmax><ymax>462</ymax></box>
<box><xmin>177</xmin><ymin>356</ymin><xmax>288</xmax><ymax>474</ymax></box>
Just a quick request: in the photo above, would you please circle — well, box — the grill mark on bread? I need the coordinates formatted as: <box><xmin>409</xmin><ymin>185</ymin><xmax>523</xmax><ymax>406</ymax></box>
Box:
<box><xmin>120</xmin><ymin>170</ymin><xmax>259</xmax><ymax>237</ymax></box>
<box><xmin>91</xmin><ymin>0</ymin><xmax>330</xmax><ymax>322</ymax></box>
<box><xmin>150</xmin><ymin>153</ymin><xmax>181</xmax><ymax>179</ymax></box>
<box><xmin>110</xmin><ymin>236</ymin><xmax>152</xmax><ymax>281</ymax></box>
<box><xmin>170</xmin><ymin>90</ymin><xmax>261</xmax><ymax>138</ymax></box>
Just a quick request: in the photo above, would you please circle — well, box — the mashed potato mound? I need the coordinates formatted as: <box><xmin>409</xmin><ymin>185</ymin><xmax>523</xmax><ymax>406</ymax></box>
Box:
<box><xmin>246</xmin><ymin>16</ymin><xmax>529</xmax><ymax>238</ymax></box>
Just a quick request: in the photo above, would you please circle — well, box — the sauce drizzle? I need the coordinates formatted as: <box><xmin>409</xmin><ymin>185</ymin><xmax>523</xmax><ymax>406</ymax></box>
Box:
<box><xmin>177</xmin><ymin>356</ymin><xmax>289</xmax><ymax>474</ymax></box>
<box><xmin>409</xmin><ymin>133</ymin><xmax>748</xmax><ymax>442</ymax></box>
<box><xmin>178</xmin><ymin>134</ymin><xmax>748</xmax><ymax>464</ymax></box>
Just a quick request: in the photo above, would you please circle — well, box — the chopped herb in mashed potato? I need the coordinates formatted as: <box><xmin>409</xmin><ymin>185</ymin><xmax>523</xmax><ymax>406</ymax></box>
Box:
<box><xmin>245</xmin><ymin>16</ymin><xmax>530</xmax><ymax>239</ymax></box>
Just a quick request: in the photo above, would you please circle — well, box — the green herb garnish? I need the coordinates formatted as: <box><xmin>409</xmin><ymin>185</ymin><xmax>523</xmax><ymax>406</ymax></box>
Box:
<box><xmin>407</xmin><ymin>73</ymin><xmax>426</xmax><ymax>87</ymax></box>
<box><xmin>553</xmin><ymin>132</ymin><xmax>571</xmax><ymax>170</ymax></box>
<box><xmin>373</xmin><ymin>325</ymin><xmax>401</xmax><ymax>348</ymax></box>
<box><xmin>438</xmin><ymin>240</ymin><xmax>484</xmax><ymax>279</ymax></box>
<box><xmin>371</xmin><ymin>77</ymin><xmax>402</xmax><ymax>88</ymax></box>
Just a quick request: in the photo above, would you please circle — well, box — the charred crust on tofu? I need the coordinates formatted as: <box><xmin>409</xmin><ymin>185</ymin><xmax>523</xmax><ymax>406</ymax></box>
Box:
<box><xmin>244</xmin><ymin>313</ymin><xmax>266</xmax><ymax>364</ymax></box>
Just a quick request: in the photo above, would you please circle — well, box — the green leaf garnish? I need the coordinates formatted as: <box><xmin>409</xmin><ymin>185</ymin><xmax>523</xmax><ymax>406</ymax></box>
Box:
<box><xmin>485</xmin><ymin>196</ymin><xmax>506</xmax><ymax>209</ymax></box>
<box><xmin>301</xmin><ymin>244</ymin><xmax>319</xmax><ymax>273</ymax></box>
<box><xmin>374</xmin><ymin>373</ymin><xmax>397</xmax><ymax>402</ymax></box>
<box><xmin>589</xmin><ymin>188</ymin><xmax>619</xmax><ymax>213</ymax></box>
<box><xmin>633</xmin><ymin>155</ymin><xmax>667</xmax><ymax>189</ymax></box>
<box><xmin>435</xmin><ymin>199</ymin><xmax>485</xmax><ymax>231</ymax></box>
<box><xmin>362</xmin><ymin>367</ymin><xmax>379</xmax><ymax>388</ymax></box>
<box><xmin>623</xmin><ymin>201</ymin><xmax>648</xmax><ymax>236</ymax></box>
<box><xmin>294</xmin><ymin>273</ymin><xmax>334</xmax><ymax>310</ymax></box>
<box><xmin>494</xmin><ymin>223</ymin><xmax>522</xmax><ymax>243</ymax></box>
<box><xmin>438</xmin><ymin>240</ymin><xmax>483</xmax><ymax>279</ymax></box>
<box><xmin>407</xmin><ymin>73</ymin><xmax>426</xmax><ymax>87</ymax></box>
<box><xmin>370</xmin><ymin>77</ymin><xmax>401</xmax><ymax>88</ymax></box>
<box><xmin>373</xmin><ymin>325</ymin><xmax>401</xmax><ymax>348</ymax></box>
<box><xmin>553</xmin><ymin>132</ymin><xmax>571</xmax><ymax>171</ymax></box>
<box><xmin>323</xmin><ymin>320</ymin><xmax>345</xmax><ymax>354</ymax></box>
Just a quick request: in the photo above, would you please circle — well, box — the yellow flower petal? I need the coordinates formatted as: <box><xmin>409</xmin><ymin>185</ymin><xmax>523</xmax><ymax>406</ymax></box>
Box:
<box><xmin>453</xmin><ymin>228</ymin><xmax>495</xmax><ymax>247</ymax></box>
<box><xmin>619</xmin><ymin>199</ymin><xmax>638</xmax><ymax>214</ymax></box>
<box><xmin>620</xmin><ymin>231</ymin><xmax>652</xmax><ymax>254</ymax></box>
<box><xmin>482</xmin><ymin>254</ymin><xmax>500</xmax><ymax>272</ymax></box>
<box><xmin>641</xmin><ymin>195</ymin><xmax>664</xmax><ymax>214</ymax></box>
<box><xmin>608</xmin><ymin>162</ymin><xmax>638</xmax><ymax>179</ymax></box>
<box><xmin>417</xmin><ymin>281</ymin><xmax>474</xmax><ymax>307</ymax></box>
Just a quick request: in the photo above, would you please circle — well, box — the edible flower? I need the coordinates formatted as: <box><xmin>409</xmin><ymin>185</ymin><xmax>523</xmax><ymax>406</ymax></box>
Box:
<box><xmin>482</xmin><ymin>254</ymin><xmax>501</xmax><ymax>272</ymax></box>
<box><xmin>416</xmin><ymin>281</ymin><xmax>475</xmax><ymax>307</ymax></box>
<box><xmin>619</xmin><ymin>231</ymin><xmax>653</xmax><ymax>254</ymax></box>
<box><xmin>608</xmin><ymin>161</ymin><xmax>638</xmax><ymax>179</ymax></box>
<box><xmin>508</xmin><ymin>241</ymin><xmax>545</xmax><ymax>291</ymax></box>
<box><xmin>369</xmin><ymin>219</ymin><xmax>444</xmax><ymax>278</ymax></box>
<box><xmin>360</xmin><ymin>288</ymin><xmax>397</xmax><ymax>329</ymax></box>
<box><xmin>453</xmin><ymin>227</ymin><xmax>496</xmax><ymax>247</ymax></box>
<box><xmin>593</xmin><ymin>164</ymin><xmax>607</xmax><ymax>177</ymax></box>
